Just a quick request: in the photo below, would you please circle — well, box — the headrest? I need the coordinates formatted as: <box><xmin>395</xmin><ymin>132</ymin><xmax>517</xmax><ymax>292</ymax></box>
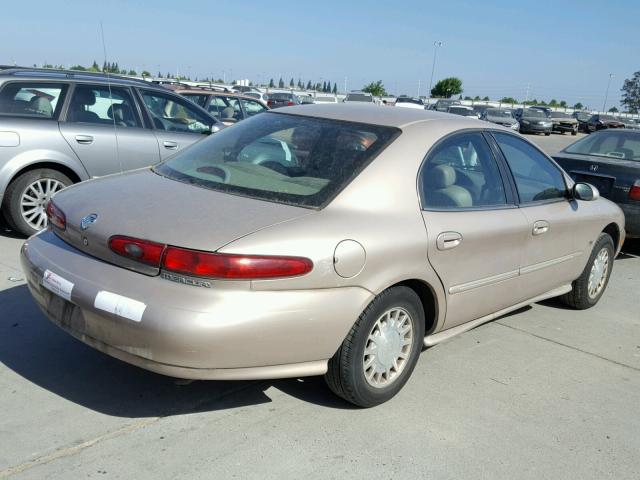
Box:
<box><xmin>221</xmin><ymin>106</ymin><xmax>235</xmax><ymax>119</ymax></box>
<box><xmin>74</xmin><ymin>88</ymin><xmax>96</xmax><ymax>106</ymax></box>
<box><xmin>428</xmin><ymin>164</ymin><xmax>456</xmax><ymax>188</ymax></box>
<box><xmin>107</xmin><ymin>103</ymin><xmax>132</xmax><ymax>121</ymax></box>
<box><xmin>29</xmin><ymin>96</ymin><xmax>53</xmax><ymax>116</ymax></box>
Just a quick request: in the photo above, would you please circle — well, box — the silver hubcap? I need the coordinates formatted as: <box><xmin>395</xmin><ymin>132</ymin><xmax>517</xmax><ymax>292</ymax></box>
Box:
<box><xmin>363</xmin><ymin>307</ymin><xmax>414</xmax><ymax>388</ymax></box>
<box><xmin>20</xmin><ymin>178</ymin><xmax>64</xmax><ymax>230</ymax></box>
<box><xmin>588</xmin><ymin>248</ymin><xmax>609</xmax><ymax>299</ymax></box>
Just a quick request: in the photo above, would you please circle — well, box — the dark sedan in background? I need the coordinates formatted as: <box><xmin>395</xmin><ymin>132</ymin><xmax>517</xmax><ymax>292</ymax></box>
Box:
<box><xmin>267</xmin><ymin>92</ymin><xmax>301</xmax><ymax>109</ymax></box>
<box><xmin>573</xmin><ymin>111</ymin><xmax>593</xmax><ymax>133</ymax></box>
<box><xmin>514</xmin><ymin>108</ymin><xmax>552</xmax><ymax>135</ymax></box>
<box><xmin>553</xmin><ymin>130</ymin><xmax>640</xmax><ymax>237</ymax></box>
<box><xmin>586</xmin><ymin>114</ymin><xmax>626</xmax><ymax>133</ymax></box>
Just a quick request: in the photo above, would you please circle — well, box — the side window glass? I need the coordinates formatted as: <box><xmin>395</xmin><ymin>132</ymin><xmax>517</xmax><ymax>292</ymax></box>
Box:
<box><xmin>219</xmin><ymin>97</ymin><xmax>242</xmax><ymax>122</ymax></box>
<box><xmin>241</xmin><ymin>99</ymin><xmax>266</xmax><ymax>117</ymax></box>
<box><xmin>183</xmin><ymin>94</ymin><xmax>208</xmax><ymax>107</ymax></box>
<box><xmin>0</xmin><ymin>82</ymin><xmax>67</xmax><ymax>119</ymax></box>
<box><xmin>420</xmin><ymin>132</ymin><xmax>507</xmax><ymax>209</ymax></box>
<box><xmin>207</xmin><ymin>97</ymin><xmax>227</xmax><ymax>120</ymax></box>
<box><xmin>141</xmin><ymin>90</ymin><xmax>212</xmax><ymax>133</ymax></box>
<box><xmin>67</xmin><ymin>85</ymin><xmax>140</xmax><ymax>127</ymax></box>
<box><xmin>493</xmin><ymin>132</ymin><xmax>567</xmax><ymax>203</ymax></box>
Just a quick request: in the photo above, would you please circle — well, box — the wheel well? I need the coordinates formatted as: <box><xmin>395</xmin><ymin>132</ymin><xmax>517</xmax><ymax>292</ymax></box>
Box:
<box><xmin>394</xmin><ymin>279</ymin><xmax>438</xmax><ymax>335</ymax></box>
<box><xmin>8</xmin><ymin>162</ymin><xmax>82</xmax><ymax>187</ymax></box>
<box><xmin>602</xmin><ymin>223</ymin><xmax>620</xmax><ymax>250</ymax></box>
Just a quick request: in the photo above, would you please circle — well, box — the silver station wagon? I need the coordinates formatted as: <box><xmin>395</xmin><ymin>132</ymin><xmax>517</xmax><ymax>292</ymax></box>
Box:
<box><xmin>0</xmin><ymin>68</ymin><xmax>223</xmax><ymax>236</ymax></box>
<box><xmin>22</xmin><ymin>105</ymin><xmax>625</xmax><ymax>407</ymax></box>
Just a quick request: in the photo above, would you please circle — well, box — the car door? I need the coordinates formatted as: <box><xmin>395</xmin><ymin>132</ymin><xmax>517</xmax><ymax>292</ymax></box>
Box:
<box><xmin>491</xmin><ymin>132</ymin><xmax>592</xmax><ymax>299</ymax></box>
<box><xmin>137</xmin><ymin>88</ymin><xmax>216</xmax><ymax>161</ymax></box>
<box><xmin>59</xmin><ymin>83</ymin><xmax>160</xmax><ymax>177</ymax></box>
<box><xmin>420</xmin><ymin>131</ymin><xmax>528</xmax><ymax>329</ymax></box>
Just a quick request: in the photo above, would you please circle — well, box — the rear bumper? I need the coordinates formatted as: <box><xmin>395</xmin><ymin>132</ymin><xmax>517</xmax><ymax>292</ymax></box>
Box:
<box><xmin>21</xmin><ymin>230</ymin><xmax>373</xmax><ymax>379</ymax></box>
<box><xmin>620</xmin><ymin>203</ymin><xmax>640</xmax><ymax>238</ymax></box>
<box><xmin>521</xmin><ymin>123</ymin><xmax>551</xmax><ymax>133</ymax></box>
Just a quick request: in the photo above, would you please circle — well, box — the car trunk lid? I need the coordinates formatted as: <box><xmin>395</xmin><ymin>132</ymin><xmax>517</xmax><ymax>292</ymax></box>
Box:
<box><xmin>51</xmin><ymin>168</ymin><xmax>313</xmax><ymax>275</ymax></box>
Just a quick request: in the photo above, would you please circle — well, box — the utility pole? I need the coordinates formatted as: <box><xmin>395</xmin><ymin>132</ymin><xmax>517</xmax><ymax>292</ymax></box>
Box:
<box><xmin>602</xmin><ymin>73</ymin><xmax>613</xmax><ymax>113</ymax></box>
<box><xmin>417</xmin><ymin>79</ymin><xmax>421</xmax><ymax>99</ymax></box>
<box><xmin>524</xmin><ymin>83</ymin><xmax>530</xmax><ymax>105</ymax></box>
<box><xmin>428</xmin><ymin>41</ymin><xmax>443</xmax><ymax>97</ymax></box>
<box><xmin>344</xmin><ymin>76</ymin><xmax>347</xmax><ymax>94</ymax></box>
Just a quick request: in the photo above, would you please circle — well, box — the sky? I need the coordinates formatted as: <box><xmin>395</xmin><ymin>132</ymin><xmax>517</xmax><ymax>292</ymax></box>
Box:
<box><xmin>1</xmin><ymin>0</ymin><xmax>637</xmax><ymax>109</ymax></box>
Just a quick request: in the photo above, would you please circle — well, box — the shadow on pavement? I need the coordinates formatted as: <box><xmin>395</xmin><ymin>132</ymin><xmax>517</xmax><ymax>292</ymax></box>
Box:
<box><xmin>0</xmin><ymin>284</ymin><xmax>353</xmax><ymax>418</ymax></box>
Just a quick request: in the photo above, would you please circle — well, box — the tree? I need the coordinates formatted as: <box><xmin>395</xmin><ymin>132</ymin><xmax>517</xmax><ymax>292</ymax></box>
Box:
<box><xmin>464</xmin><ymin>96</ymin><xmax>472</xmax><ymax>101</ymax></box>
<box><xmin>269</xmin><ymin>78</ymin><xmax>275</xmax><ymax>88</ymax></box>
<box><xmin>500</xmin><ymin>97</ymin><xmax>517</xmax><ymax>104</ymax></box>
<box><xmin>573</xmin><ymin>102</ymin><xmax>584</xmax><ymax>110</ymax></box>
<box><xmin>362</xmin><ymin>80</ymin><xmax>387</xmax><ymax>97</ymax></box>
<box><xmin>548</xmin><ymin>99</ymin><xmax>558</xmax><ymax>107</ymax></box>
<box><xmin>289</xmin><ymin>77</ymin><xmax>294</xmax><ymax>88</ymax></box>
<box><xmin>559</xmin><ymin>100</ymin><xmax>567</xmax><ymax>108</ymax></box>
<box><xmin>278</xmin><ymin>77</ymin><xmax>284</xmax><ymax>88</ymax></box>
<box><xmin>482</xmin><ymin>96</ymin><xmax>490</xmax><ymax>101</ymax></box>
<box><xmin>128</xmin><ymin>69</ymin><xmax>137</xmax><ymax>76</ymax></box>
<box><xmin>70</xmin><ymin>65</ymin><xmax>86</xmax><ymax>71</ymax></box>
<box><xmin>333</xmin><ymin>83</ymin><xmax>337</xmax><ymax>94</ymax></box>
<box><xmin>306</xmin><ymin>80</ymin><xmax>312</xmax><ymax>90</ymax></box>
<box><xmin>158</xmin><ymin>71</ymin><xmax>163</xmax><ymax>78</ymax></box>
<box><xmin>608</xmin><ymin>106</ymin><xmax>619</xmax><ymax>113</ymax></box>
<box><xmin>141</xmin><ymin>70</ymin><xmax>151</xmax><ymax>77</ymax></box>
<box><xmin>473</xmin><ymin>95</ymin><xmax>481</xmax><ymax>101</ymax></box>
<box><xmin>430</xmin><ymin>77</ymin><xmax>463</xmax><ymax>98</ymax></box>
<box><xmin>621</xmin><ymin>71</ymin><xmax>640</xmax><ymax>113</ymax></box>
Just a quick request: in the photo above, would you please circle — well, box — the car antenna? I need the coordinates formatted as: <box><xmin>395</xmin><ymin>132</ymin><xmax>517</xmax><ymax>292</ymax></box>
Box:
<box><xmin>100</xmin><ymin>21</ymin><xmax>123</xmax><ymax>173</ymax></box>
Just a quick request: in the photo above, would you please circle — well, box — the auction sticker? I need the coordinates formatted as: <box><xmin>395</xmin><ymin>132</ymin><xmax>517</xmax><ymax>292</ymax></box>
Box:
<box><xmin>42</xmin><ymin>270</ymin><xmax>74</xmax><ymax>301</ymax></box>
<box><xmin>94</xmin><ymin>291</ymin><xmax>146</xmax><ymax>322</ymax></box>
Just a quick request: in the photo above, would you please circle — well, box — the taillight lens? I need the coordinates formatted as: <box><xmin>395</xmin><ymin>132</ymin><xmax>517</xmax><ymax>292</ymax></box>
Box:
<box><xmin>287</xmin><ymin>101</ymin><xmax>294</xmax><ymax>106</ymax></box>
<box><xmin>267</xmin><ymin>100</ymin><xmax>274</xmax><ymax>107</ymax></box>
<box><xmin>109</xmin><ymin>236</ymin><xmax>165</xmax><ymax>267</ymax></box>
<box><xmin>163</xmin><ymin>246</ymin><xmax>313</xmax><ymax>279</ymax></box>
<box><xmin>45</xmin><ymin>200</ymin><xmax>66</xmax><ymax>230</ymax></box>
<box><xmin>630</xmin><ymin>180</ymin><xmax>640</xmax><ymax>201</ymax></box>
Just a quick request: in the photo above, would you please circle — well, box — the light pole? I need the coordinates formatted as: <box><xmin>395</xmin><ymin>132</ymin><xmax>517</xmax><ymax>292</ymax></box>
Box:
<box><xmin>428</xmin><ymin>41</ymin><xmax>443</xmax><ymax>98</ymax></box>
<box><xmin>602</xmin><ymin>73</ymin><xmax>613</xmax><ymax>113</ymax></box>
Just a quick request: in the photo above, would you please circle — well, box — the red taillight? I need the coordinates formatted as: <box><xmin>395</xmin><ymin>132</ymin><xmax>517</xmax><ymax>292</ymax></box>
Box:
<box><xmin>630</xmin><ymin>180</ymin><xmax>640</xmax><ymax>201</ymax></box>
<box><xmin>287</xmin><ymin>101</ymin><xmax>294</xmax><ymax>106</ymax></box>
<box><xmin>45</xmin><ymin>200</ymin><xmax>66</xmax><ymax>230</ymax></box>
<box><xmin>267</xmin><ymin>100</ymin><xmax>274</xmax><ymax>107</ymax></box>
<box><xmin>162</xmin><ymin>247</ymin><xmax>313</xmax><ymax>279</ymax></box>
<box><xmin>109</xmin><ymin>236</ymin><xmax>165</xmax><ymax>267</ymax></box>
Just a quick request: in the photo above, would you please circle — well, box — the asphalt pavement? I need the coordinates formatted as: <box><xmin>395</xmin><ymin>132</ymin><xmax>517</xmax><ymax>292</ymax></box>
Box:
<box><xmin>0</xmin><ymin>132</ymin><xmax>638</xmax><ymax>479</ymax></box>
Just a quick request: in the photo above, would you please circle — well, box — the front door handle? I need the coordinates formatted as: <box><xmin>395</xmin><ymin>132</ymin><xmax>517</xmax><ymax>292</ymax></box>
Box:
<box><xmin>532</xmin><ymin>220</ymin><xmax>550</xmax><ymax>236</ymax></box>
<box><xmin>163</xmin><ymin>141</ymin><xmax>178</xmax><ymax>150</ymax></box>
<box><xmin>75</xmin><ymin>135</ymin><xmax>94</xmax><ymax>145</ymax></box>
<box><xmin>437</xmin><ymin>231</ymin><xmax>463</xmax><ymax>250</ymax></box>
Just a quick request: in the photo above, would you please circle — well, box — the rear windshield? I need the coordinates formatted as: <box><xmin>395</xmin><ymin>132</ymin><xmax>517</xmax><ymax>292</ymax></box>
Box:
<box><xmin>154</xmin><ymin>112</ymin><xmax>400</xmax><ymax>208</ymax></box>
<box><xmin>564</xmin><ymin>131</ymin><xmax>640</xmax><ymax>161</ymax></box>
<box><xmin>550</xmin><ymin>112</ymin><xmax>571</xmax><ymax>118</ymax></box>
<box><xmin>486</xmin><ymin>109</ymin><xmax>513</xmax><ymax>118</ymax></box>
<box><xmin>269</xmin><ymin>93</ymin><xmax>293</xmax><ymax>100</ymax></box>
<box><xmin>523</xmin><ymin>110</ymin><xmax>547</xmax><ymax>118</ymax></box>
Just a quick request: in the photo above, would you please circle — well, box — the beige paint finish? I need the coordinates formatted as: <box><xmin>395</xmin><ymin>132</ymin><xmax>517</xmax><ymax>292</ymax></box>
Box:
<box><xmin>20</xmin><ymin>105</ymin><xmax>626</xmax><ymax>380</ymax></box>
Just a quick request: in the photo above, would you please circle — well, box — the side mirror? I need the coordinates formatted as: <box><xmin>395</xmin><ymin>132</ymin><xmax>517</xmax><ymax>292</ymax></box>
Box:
<box><xmin>573</xmin><ymin>182</ymin><xmax>599</xmax><ymax>201</ymax></box>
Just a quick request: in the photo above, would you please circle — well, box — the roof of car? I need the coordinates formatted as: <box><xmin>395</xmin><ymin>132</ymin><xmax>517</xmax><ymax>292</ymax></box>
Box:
<box><xmin>272</xmin><ymin>103</ymin><xmax>483</xmax><ymax>128</ymax></box>
<box><xmin>172</xmin><ymin>88</ymin><xmax>263</xmax><ymax>102</ymax></box>
<box><xmin>0</xmin><ymin>68</ymin><xmax>163</xmax><ymax>89</ymax></box>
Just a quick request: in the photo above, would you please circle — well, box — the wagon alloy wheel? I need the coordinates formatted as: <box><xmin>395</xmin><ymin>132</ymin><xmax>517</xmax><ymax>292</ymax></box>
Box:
<box><xmin>587</xmin><ymin>248</ymin><xmax>609</xmax><ymax>299</ymax></box>
<box><xmin>20</xmin><ymin>178</ymin><xmax>65</xmax><ymax>230</ymax></box>
<box><xmin>363</xmin><ymin>307</ymin><xmax>414</xmax><ymax>388</ymax></box>
<box><xmin>325</xmin><ymin>286</ymin><xmax>425</xmax><ymax>407</ymax></box>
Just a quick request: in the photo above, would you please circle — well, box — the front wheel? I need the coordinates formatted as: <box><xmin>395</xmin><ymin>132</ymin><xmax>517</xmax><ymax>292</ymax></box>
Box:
<box><xmin>559</xmin><ymin>233</ymin><xmax>614</xmax><ymax>309</ymax></box>
<box><xmin>325</xmin><ymin>286</ymin><xmax>425</xmax><ymax>407</ymax></box>
<box><xmin>1</xmin><ymin>168</ymin><xmax>71</xmax><ymax>237</ymax></box>
<box><xmin>545</xmin><ymin>131</ymin><xmax>551</xmax><ymax>136</ymax></box>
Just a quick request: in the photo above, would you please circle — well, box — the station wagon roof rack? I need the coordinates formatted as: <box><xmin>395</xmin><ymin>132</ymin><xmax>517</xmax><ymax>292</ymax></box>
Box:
<box><xmin>0</xmin><ymin>67</ymin><xmax>152</xmax><ymax>86</ymax></box>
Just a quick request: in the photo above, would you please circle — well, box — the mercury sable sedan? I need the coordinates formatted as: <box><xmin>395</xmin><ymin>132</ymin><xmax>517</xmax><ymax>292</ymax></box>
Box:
<box><xmin>21</xmin><ymin>105</ymin><xmax>625</xmax><ymax>407</ymax></box>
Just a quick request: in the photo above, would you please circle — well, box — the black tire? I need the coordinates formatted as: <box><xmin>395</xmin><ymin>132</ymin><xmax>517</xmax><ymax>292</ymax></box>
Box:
<box><xmin>545</xmin><ymin>132</ymin><xmax>551</xmax><ymax>136</ymax></box>
<box><xmin>559</xmin><ymin>233</ymin><xmax>614</xmax><ymax>310</ymax></box>
<box><xmin>325</xmin><ymin>286</ymin><xmax>425</xmax><ymax>407</ymax></box>
<box><xmin>1</xmin><ymin>168</ymin><xmax>72</xmax><ymax>237</ymax></box>
<box><xmin>571</xmin><ymin>130</ymin><xmax>577</xmax><ymax>136</ymax></box>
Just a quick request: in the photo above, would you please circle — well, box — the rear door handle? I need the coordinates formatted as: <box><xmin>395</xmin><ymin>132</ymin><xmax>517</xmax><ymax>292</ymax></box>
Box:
<box><xmin>163</xmin><ymin>141</ymin><xmax>178</xmax><ymax>150</ymax></box>
<box><xmin>75</xmin><ymin>135</ymin><xmax>94</xmax><ymax>145</ymax></box>
<box><xmin>436</xmin><ymin>231</ymin><xmax>463</xmax><ymax>250</ymax></box>
<box><xmin>532</xmin><ymin>220</ymin><xmax>550</xmax><ymax>236</ymax></box>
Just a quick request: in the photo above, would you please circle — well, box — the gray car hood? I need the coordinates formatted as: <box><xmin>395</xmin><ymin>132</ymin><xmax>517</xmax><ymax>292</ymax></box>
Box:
<box><xmin>51</xmin><ymin>168</ymin><xmax>313</xmax><ymax>275</ymax></box>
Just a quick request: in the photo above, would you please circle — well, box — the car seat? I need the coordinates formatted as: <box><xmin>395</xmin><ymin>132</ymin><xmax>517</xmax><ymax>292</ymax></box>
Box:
<box><xmin>107</xmin><ymin>103</ymin><xmax>136</xmax><ymax>127</ymax></box>
<box><xmin>27</xmin><ymin>96</ymin><xmax>53</xmax><ymax>117</ymax></box>
<box><xmin>424</xmin><ymin>164</ymin><xmax>473</xmax><ymax>208</ymax></box>
<box><xmin>68</xmin><ymin>88</ymin><xmax>101</xmax><ymax>123</ymax></box>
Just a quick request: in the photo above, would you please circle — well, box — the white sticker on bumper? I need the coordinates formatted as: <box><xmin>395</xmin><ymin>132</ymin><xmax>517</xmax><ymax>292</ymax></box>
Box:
<box><xmin>94</xmin><ymin>291</ymin><xmax>146</xmax><ymax>323</ymax></box>
<box><xmin>42</xmin><ymin>269</ymin><xmax>74</xmax><ymax>301</ymax></box>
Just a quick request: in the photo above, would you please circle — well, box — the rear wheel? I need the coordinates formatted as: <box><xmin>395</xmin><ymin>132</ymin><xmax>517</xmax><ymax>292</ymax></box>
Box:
<box><xmin>325</xmin><ymin>286</ymin><xmax>425</xmax><ymax>407</ymax></box>
<box><xmin>545</xmin><ymin>131</ymin><xmax>551</xmax><ymax>136</ymax></box>
<box><xmin>560</xmin><ymin>233</ymin><xmax>614</xmax><ymax>309</ymax></box>
<box><xmin>2</xmin><ymin>168</ymin><xmax>71</xmax><ymax>237</ymax></box>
